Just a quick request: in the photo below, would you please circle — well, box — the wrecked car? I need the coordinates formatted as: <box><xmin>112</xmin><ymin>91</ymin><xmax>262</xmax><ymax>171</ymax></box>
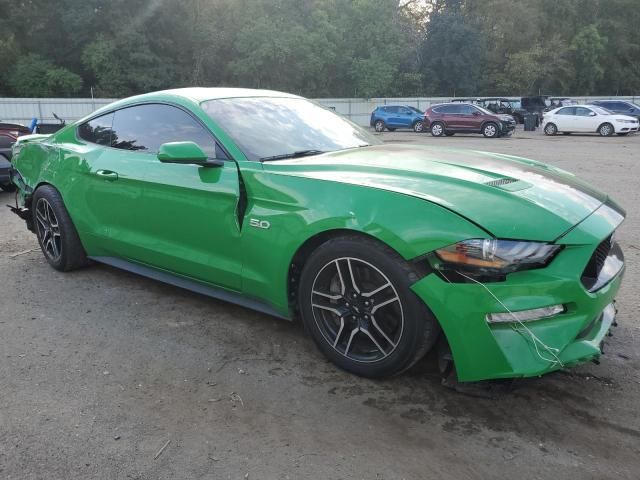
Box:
<box><xmin>8</xmin><ymin>88</ymin><xmax>625</xmax><ymax>382</ymax></box>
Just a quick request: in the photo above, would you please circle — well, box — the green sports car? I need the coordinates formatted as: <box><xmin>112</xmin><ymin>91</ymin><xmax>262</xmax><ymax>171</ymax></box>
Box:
<box><xmin>8</xmin><ymin>88</ymin><xmax>625</xmax><ymax>382</ymax></box>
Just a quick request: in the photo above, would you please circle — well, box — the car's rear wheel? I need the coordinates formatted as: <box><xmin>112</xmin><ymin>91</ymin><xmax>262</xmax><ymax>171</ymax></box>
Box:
<box><xmin>374</xmin><ymin>120</ymin><xmax>385</xmax><ymax>132</ymax></box>
<box><xmin>298</xmin><ymin>236</ymin><xmax>440</xmax><ymax>378</ymax></box>
<box><xmin>32</xmin><ymin>185</ymin><xmax>88</xmax><ymax>272</ymax></box>
<box><xmin>412</xmin><ymin>121</ymin><xmax>424</xmax><ymax>133</ymax></box>
<box><xmin>544</xmin><ymin>123</ymin><xmax>558</xmax><ymax>136</ymax></box>
<box><xmin>598</xmin><ymin>123</ymin><xmax>614</xmax><ymax>136</ymax></box>
<box><xmin>430</xmin><ymin>122</ymin><xmax>445</xmax><ymax>137</ymax></box>
<box><xmin>482</xmin><ymin>122</ymin><xmax>499</xmax><ymax>138</ymax></box>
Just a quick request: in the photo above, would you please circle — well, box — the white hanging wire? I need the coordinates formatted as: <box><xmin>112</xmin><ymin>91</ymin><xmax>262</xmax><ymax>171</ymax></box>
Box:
<box><xmin>439</xmin><ymin>269</ymin><xmax>564</xmax><ymax>368</ymax></box>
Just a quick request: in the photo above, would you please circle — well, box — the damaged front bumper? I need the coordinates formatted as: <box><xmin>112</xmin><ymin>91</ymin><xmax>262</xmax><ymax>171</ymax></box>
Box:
<box><xmin>411</xmin><ymin>202</ymin><xmax>625</xmax><ymax>382</ymax></box>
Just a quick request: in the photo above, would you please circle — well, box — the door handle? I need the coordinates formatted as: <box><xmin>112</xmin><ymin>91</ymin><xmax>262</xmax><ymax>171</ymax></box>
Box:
<box><xmin>95</xmin><ymin>170</ymin><xmax>119</xmax><ymax>181</ymax></box>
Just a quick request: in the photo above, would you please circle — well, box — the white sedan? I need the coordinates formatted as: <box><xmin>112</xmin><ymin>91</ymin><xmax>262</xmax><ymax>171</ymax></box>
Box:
<box><xmin>542</xmin><ymin>105</ymin><xmax>639</xmax><ymax>136</ymax></box>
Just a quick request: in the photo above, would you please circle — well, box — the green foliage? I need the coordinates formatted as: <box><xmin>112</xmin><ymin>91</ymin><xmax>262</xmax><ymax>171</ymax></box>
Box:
<box><xmin>0</xmin><ymin>0</ymin><xmax>638</xmax><ymax>97</ymax></box>
<box><xmin>7</xmin><ymin>54</ymin><xmax>82</xmax><ymax>97</ymax></box>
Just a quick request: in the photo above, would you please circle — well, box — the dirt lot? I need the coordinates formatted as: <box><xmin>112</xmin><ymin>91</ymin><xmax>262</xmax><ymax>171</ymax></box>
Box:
<box><xmin>1</xmin><ymin>128</ymin><xmax>640</xmax><ymax>480</ymax></box>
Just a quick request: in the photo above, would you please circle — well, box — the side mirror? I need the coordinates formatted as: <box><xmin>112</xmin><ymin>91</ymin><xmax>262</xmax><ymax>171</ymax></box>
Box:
<box><xmin>589</xmin><ymin>112</ymin><xmax>597</xmax><ymax>116</ymax></box>
<box><xmin>472</xmin><ymin>111</ymin><xmax>481</xmax><ymax>116</ymax></box>
<box><xmin>157</xmin><ymin>141</ymin><xmax>223</xmax><ymax>167</ymax></box>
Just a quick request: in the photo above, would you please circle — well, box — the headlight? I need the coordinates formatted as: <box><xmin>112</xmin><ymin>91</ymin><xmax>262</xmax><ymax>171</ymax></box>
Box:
<box><xmin>430</xmin><ymin>239</ymin><xmax>561</xmax><ymax>281</ymax></box>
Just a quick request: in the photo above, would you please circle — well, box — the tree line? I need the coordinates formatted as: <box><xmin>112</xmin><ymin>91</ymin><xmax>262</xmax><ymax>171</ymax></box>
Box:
<box><xmin>0</xmin><ymin>0</ymin><xmax>638</xmax><ymax>99</ymax></box>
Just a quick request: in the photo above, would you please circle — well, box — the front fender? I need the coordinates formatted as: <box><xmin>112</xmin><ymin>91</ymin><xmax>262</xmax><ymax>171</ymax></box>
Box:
<box><xmin>239</xmin><ymin>165</ymin><xmax>488</xmax><ymax>317</ymax></box>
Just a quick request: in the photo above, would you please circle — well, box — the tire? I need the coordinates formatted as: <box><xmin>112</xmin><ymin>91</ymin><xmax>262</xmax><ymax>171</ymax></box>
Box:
<box><xmin>32</xmin><ymin>185</ymin><xmax>88</xmax><ymax>272</ymax></box>
<box><xmin>430</xmin><ymin>122</ymin><xmax>445</xmax><ymax>137</ymax></box>
<box><xmin>482</xmin><ymin>122</ymin><xmax>499</xmax><ymax>138</ymax></box>
<box><xmin>374</xmin><ymin>120</ymin><xmax>385</xmax><ymax>133</ymax></box>
<box><xmin>298</xmin><ymin>235</ymin><xmax>440</xmax><ymax>378</ymax></box>
<box><xmin>544</xmin><ymin>123</ymin><xmax>558</xmax><ymax>136</ymax></box>
<box><xmin>598</xmin><ymin>123</ymin><xmax>614</xmax><ymax>137</ymax></box>
<box><xmin>412</xmin><ymin>121</ymin><xmax>424</xmax><ymax>133</ymax></box>
<box><xmin>444</xmin><ymin>132</ymin><xmax>455</xmax><ymax>137</ymax></box>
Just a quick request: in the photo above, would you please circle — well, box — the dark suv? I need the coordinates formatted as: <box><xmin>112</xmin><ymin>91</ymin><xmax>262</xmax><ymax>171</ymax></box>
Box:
<box><xmin>423</xmin><ymin>103</ymin><xmax>516</xmax><ymax>138</ymax></box>
<box><xmin>592</xmin><ymin>100</ymin><xmax>640</xmax><ymax>120</ymax></box>
<box><xmin>0</xmin><ymin>122</ymin><xmax>31</xmax><ymax>191</ymax></box>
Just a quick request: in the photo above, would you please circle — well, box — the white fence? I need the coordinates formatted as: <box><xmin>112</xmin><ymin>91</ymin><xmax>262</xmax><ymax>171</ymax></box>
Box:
<box><xmin>1</xmin><ymin>95</ymin><xmax>638</xmax><ymax>127</ymax></box>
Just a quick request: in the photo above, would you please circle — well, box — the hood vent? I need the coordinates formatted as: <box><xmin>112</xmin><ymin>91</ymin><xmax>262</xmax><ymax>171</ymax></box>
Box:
<box><xmin>485</xmin><ymin>178</ymin><xmax>518</xmax><ymax>187</ymax></box>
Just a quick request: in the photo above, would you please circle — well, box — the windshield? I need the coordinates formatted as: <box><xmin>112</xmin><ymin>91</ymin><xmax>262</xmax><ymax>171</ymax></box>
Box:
<box><xmin>409</xmin><ymin>106</ymin><xmax>423</xmax><ymax>114</ymax></box>
<box><xmin>202</xmin><ymin>97</ymin><xmax>380</xmax><ymax>161</ymax></box>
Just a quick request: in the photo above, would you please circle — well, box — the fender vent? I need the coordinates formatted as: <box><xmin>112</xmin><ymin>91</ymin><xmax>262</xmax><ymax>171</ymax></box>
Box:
<box><xmin>485</xmin><ymin>178</ymin><xmax>518</xmax><ymax>187</ymax></box>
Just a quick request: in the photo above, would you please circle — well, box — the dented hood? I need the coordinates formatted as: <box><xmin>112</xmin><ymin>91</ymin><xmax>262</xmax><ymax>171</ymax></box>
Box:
<box><xmin>264</xmin><ymin>144</ymin><xmax>611</xmax><ymax>241</ymax></box>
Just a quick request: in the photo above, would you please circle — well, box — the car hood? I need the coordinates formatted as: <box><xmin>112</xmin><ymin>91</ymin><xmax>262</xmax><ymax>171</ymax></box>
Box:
<box><xmin>263</xmin><ymin>144</ymin><xmax>611</xmax><ymax>241</ymax></box>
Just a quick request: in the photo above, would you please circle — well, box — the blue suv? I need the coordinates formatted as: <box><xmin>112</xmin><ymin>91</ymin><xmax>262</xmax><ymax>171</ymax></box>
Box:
<box><xmin>370</xmin><ymin>105</ymin><xmax>425</xmax><ymax>132</ymax></box>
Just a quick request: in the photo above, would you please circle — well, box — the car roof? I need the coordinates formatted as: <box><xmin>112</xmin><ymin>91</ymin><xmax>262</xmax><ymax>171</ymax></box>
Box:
<box><xmin>84</xmin><ymin>87</ymin><xmax>303</xmax><ymax>120</ymax></box>
<box><xmin>480</xmin><ymin>97</ymin><xmax>510</xmax><ymax>101</ymax></box>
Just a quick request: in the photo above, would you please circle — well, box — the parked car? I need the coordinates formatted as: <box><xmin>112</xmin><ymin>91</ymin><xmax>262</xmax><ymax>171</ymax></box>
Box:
<box><xmin>423</xmin><ymin>103</ymin><xmax>516</xmax><ymax>138</ymax></box>
<box><xmin>542</xmin><ymin>105</ymin><xmax>639</xmax><ymax>136</ymax></box>
<box><xmin>592</xmin><ymin>100</ymin><xmax>640</xmax><ymax>121</ymax></box>
<box><xmin>0</xmin><ymin>122</ymin><xmax>31</xmax><ymax>191</ymax></box>
<box><xmin>370</xmin><ymin>105</ymin><xmax>425</xmax><ymax>132</ymax></box>
<box><xmin>9</xmin><ymin>88</ymin><xmax>625</xmax><ymax>383</ymax></box>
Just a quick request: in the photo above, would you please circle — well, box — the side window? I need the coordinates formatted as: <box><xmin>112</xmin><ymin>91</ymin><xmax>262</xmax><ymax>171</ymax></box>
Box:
<box><xmin>575</xmin><ymin>107</ymin><xmax>593</xmax><ymax>116</ymax></box>
<box><xmin>387</xmin><ymin>106</ymin><xmax>400</xmax><ymax>114</ymax></box>
<box><xmin>398</xmin><ymin>107</ymin><xmax>410</xmax><ymax>114</ymax></box>
<box><xmin>556</xmin><ymin>107</ymin><xmax>576</xmax><ymax>116</ymax></box>
<box><xmin>460</xmin><ymin>105</ymin><xmax>476</xmax><ymax>115</ymax></box>
<box><xmin>110</xmin><ymin>104</ymin><xmax>220</xmax><ymax>158</ymax></box>
<box><xmin>77</xmin><ymin>113</ymin><xmax>114</xmax><ymax>146</ymax></box>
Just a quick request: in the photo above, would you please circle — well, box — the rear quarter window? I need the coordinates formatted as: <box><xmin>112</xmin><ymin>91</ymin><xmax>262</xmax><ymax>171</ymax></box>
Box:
<box><xmin>77</xmin><ymin>113</ymin><xmax>114</xmax><ymax>146</ymax></box>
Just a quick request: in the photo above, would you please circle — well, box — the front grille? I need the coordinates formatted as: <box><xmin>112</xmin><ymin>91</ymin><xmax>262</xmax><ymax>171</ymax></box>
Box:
<box><xmin>581</xmin><ymin>235</ymin><xmax>612</xmax><ymax>289</ymax></box>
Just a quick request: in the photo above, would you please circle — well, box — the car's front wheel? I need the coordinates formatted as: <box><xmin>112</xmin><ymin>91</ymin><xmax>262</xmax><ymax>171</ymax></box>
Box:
<box><xmin>374</xmin><ymin>120</ymin><xmax>386</xmax><ymax>132</ymax></box>
<box><xmin>412</xmin><ymin>121</ymin><xmax>424</xmax><ymax>133</ymax></box>
<box><xmin>32</xmin><ymin>185</ymin><xmax>88</xmax><ymax>271</ymax></box>
<box><xmin>482</xmin><ymin>122</ymin><xmax>499</xmax><ymax>138</ymax></box>
<box><xmin>598</xmin><ymin>123</ymin><xmax>614</xmax><ymax>136</ymax></box>
<box><xmin>298</xmin><ymin>236</ymin><xmax>440</xmax><ymax>378</ymax></box>
<box><xmin>544</xmin><ymin>123</ymin><xmax>558</xmax><ymax>136</ymax></box>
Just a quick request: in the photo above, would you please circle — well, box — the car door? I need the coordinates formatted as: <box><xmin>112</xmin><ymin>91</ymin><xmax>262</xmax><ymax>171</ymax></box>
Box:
<box><xmin>458</xmin><ymin>104</ymin><xmax>482</xmax><ymax>131</ymax></box>
<box><xmin>553</xmin><ymin>107</ymin><xmax>576</xmax><ymax>131</ymax></box>
<box><xmin>396</xmin><ymin>107</ymin><xmax>413</xmax><ymax>127</ymax></box>
<box><xmin>74</xmin><ymin>111</ymin><xmax>153</xmax><ymax>258</ymax></box>
<box><xmin>444</xmin><ymin>104</ymin><xmax>465</xmax><ymax>129</ymax></box>
<box><xmin>574</xmin><ymin>106</ymin><xmax>598</xmax><ymax>132</ymax></box>
<box><xmin>108</xmin><ymin>103</ymin><xmax>243</xmax><ymax>290</ymax></box>
<box><xmin>385</xmin><ymin>106</ymin><xmax>403</xmax><ymax>127</ymax></box>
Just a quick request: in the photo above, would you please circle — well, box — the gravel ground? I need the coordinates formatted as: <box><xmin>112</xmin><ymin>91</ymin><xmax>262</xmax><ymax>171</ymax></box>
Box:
<box><xmin>1</xmin><ymin>127</ymin><xmax>639</xmax><ymax>479</ymax></box>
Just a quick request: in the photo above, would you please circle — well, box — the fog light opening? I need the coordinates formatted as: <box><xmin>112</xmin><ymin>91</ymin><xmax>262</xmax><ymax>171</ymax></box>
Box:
<box><xmin>486</xmin><ymin>304</ymin><xmax>565</xmax><ymax>324</ymax></box>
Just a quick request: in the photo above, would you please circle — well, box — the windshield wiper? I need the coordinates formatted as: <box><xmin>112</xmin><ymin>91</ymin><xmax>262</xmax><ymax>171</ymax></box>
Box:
<box><xmin>260</xmin><ymin>149</ymin><xmax>325</xmax><ymax>162</ymax></box>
